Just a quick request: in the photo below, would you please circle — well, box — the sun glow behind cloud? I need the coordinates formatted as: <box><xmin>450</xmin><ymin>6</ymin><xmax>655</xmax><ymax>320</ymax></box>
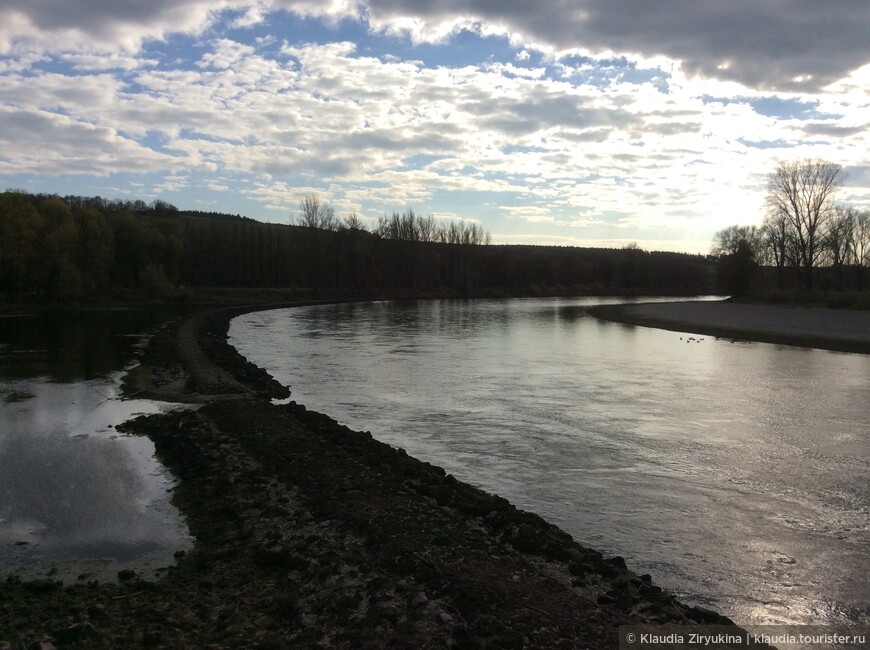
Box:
<box><xmin>0</xmin><ymin>1</ymin><xmax>868</xmax><ymax>254</ymax></box>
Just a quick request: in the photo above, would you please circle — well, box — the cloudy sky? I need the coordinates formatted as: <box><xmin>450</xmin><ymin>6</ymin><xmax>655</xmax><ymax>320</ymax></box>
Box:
<box><xmin>1</xmin><ymin>1</ymin><xmax>868</xmax><ymax>253</ymax></box>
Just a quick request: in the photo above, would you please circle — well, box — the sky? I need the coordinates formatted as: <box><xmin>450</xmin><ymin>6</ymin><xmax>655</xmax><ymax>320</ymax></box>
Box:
<box><xmin>1</xmin><ymin>1</ymin><xmax>868</xmax><ymax>254</ymax></box>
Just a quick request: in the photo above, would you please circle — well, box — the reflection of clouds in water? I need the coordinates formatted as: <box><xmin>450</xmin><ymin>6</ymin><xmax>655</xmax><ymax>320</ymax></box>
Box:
<box><xmin>0</xmin><ymin>310</ymin><xmax>191</xmax><ymax>577</ymax></box>
<box><xmin>0</xmin><ymin>431</ymin><xmax>176</xmax><ymax>560</ymax></box>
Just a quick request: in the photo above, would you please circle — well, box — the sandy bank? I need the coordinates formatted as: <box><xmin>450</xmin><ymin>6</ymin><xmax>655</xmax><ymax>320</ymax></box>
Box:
<box><xmin>589</xmin><ymin>300</ymin><xmax>870</xmax><ymax>354</ymax></box>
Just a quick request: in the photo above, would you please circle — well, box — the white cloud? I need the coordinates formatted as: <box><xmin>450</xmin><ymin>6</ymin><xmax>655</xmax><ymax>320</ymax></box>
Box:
<box><xmin>60</xmin><ymin>53</ymin><xmax>158</xmax><ymax>71</ymax></box>
<box><xmin>0</xmin><ymin>107</ymin><xmax>173</xmax><ymax>175</ymax></box>
<box><xmin>2</xmin><ymin>1</ymin><xmax>867</xmax><ymax>92</ymax></box>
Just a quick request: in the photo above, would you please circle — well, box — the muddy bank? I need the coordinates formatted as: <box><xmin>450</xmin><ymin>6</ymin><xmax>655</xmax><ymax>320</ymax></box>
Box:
<box><xmin>589</xmin><ymin>300</ymin><xmax>870</xmax><ymax>354</ymax></box>
<box><xmin>2</xmin><ymin>305</ymin><xmax>754</xmax><ymax>648</ymax></box>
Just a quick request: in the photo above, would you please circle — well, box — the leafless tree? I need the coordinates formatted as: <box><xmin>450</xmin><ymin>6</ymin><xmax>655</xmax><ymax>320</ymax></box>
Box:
<box><xmin>342</xmin><ymin>211</ymin><xmax>367</xmax><ymax>231</ymax></box>
<box><xmin>760</xmin><ymin>211</ymin><xmax>794</xmax><ymax>289</ymax></box>
<box><xmin>417</xmin><ymin>214</ymin><xmax>438</xmax><ymax>242</ymax></box>
<box><xmin>765</xmin><ymin>159</ymin><xmax>844</xmax><ymax>289</ymax></box>
<box><xmin>853</xmin><ymin>208</ymin><xmax>870</xmax><ymax>268</ymax></box>
<box><xmin>297</xmin><ymin>194</ymin><xmax>337</xmax><ymax>230</ymax></box>
<box><xmin>822</xmin><ymin>205</ymin><xmax>858</xmax><ymax>266</ymax></box>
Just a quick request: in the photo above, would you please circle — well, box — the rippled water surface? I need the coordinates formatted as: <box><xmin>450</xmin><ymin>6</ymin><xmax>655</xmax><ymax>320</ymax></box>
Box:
<box><xmin>231</xmin><ymin>298</ymin><xmax>869</xmax><ymax>630</ymax></box>
<box><xmin>0</xmin><ymin>310</ymin><xmax>192</xmax><ymax>581</ymax></box>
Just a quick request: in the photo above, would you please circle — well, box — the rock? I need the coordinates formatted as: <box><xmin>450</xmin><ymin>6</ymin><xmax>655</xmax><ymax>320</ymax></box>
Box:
<box><xmin>409</xmin><ymin>592</ymin><xmax>428</xmax><ymax>608</ymax></box>
<box><xmin>438</xmin><ymin>612</ymin><xmax>454</xmax><ymax>624</ymax></box>
<box><xmin>27</xmin><ymin>641</ymin><xmax>56</xmax><ymax>650</ymax></box>
<box><xmin>606</xmin><ymin>555</ymin><xmax>627</xmax><ymax>570</ymax></box>
<box><xmin>118</xmin><ymin>569</ymin><xmax>138</xmax><ymax>582</ymax></box>
<box><xmin>51</xmin><ymin>622</ymin><xmax>97</xmax><ymax>643</ymax></box>
<box><xmin>374</xmin><ymin>603</ymin><xmax>401</xmax><ymax>623</ymax></box>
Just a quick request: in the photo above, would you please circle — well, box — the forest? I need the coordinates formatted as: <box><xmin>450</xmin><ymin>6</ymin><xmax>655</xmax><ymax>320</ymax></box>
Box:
<box><xmin>0</xmin><ymin>191</ymin><xmax>714</xmax><ymax>303</ymax></box>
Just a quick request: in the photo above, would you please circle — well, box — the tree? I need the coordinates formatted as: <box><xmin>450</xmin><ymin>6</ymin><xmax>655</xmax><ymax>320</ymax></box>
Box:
<box><xmin>765</xmin><ymin>159</ymin><xmax>844</xmax><ymax>290</ymax></box>
<box><xmin>711</xmin><ymin>225</ymin><xmax>762</xmax><ymax>295</ymax></box>
<box><xmin>297</xmin><ymin>194</ymin><xmax>336</xmax><ymax>230</ymax></box>
<box><xmin>716</xmin><ymin>239</ymin><xmax>758</xmax><ymax>295</ymax></box>
<box><xmin>0</xmin><ymin>191</ymin><xmax>44</xmax><ymax>296</ymax></box>
<box><xmin>711</xmin><ymin>225</ymin><xmax>763</xmax><ymax>259</ymax></box>
<box><xmin>853</xmin><ymin>209</ymin><xmax>870</xmax><ymax>268</ymax></box>
<box><xmin>342</xmin><ymin>211</ymin><xmax>367</xmax><ymax>231</ymax></box>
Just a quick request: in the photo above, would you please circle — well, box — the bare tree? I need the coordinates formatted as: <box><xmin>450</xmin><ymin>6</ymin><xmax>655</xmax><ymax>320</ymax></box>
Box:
<box><xmin>853</xmin><ymin>208</ymin><xmax>870</xmax><ymax>268</ymax></box>
<box><xmin>374</xmin><ymin>209</ymin><xmax>491</xmax><ymax>246</ymax></box>
<box><xmin>342</xmin><ymin>211</ymin><xmax>367</xmax><ymax>231</ymax></box>
<box><xmin>761</xmin><ymin>211</ymin><xmax>794</xmax><ymax>289</ymax></box>
<box><xmin>823</xmin><ymin>205</ymin><xmax>858</xmax><ymax>266</ymax></box>
<box><xmin>765</xmin><ymin>159</ymin><xmax>844</xmax><ymax>290</ymax></box>
<box><xmin>297</xmin><ymin>194</ymin><xmax>337</xmax><ymax>230</ymax></box>
<box><xmin>820</xmin><ymin>204</ymin><xmax>860</xmax><ymax>289</ymax></box>
<box><xmin>417</xmin><ymin>214</ymin><xmax>438</xmax><ymax>242</ymax></box>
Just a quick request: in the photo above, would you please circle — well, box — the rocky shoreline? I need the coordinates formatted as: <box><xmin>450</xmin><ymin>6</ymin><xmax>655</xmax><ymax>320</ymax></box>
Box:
<box><xmin>2</xmin><ymin>304</ymin><xmax>754</xmax><ymax>648</ymax></box>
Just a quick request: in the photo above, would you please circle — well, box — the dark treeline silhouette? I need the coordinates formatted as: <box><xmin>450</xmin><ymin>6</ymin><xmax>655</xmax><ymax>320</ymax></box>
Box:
<box><xmin>711</xmin><ymin>160</ymin><xmax>870</xmax><ymax>297</ymax></box>
<box><xmin>1</xmin><ymin>191</ymin><xmax>713</xmax><ymax>302</ymax></box>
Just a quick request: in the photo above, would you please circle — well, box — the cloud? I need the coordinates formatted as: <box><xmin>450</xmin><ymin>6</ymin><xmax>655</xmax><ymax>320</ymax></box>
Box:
<box><xmin>360</xmin><ymin>1</ymin><xmax>870</xmax><ymax>92</ymax></box>
<box><xmin>2</xmin><ymin>1</ymin><xmax>867</xmax><ymax>92</ymax></box>
<box><xmin>0</xmin><ymin>107</ymin><xmax>173</xmax><ymax>175</ymax></box>
<box><xmin>60</xmin><ymin>53</ymin><xmax>158</xmax><ymax>71</ymax></box>
<box><xmin>0</xmin><ymin>5</ymin><xmax>867</xmax><ymax>252</ymax></box>
<box><xmin>801</xmin><ymin>123</ymin><xmax>868</xmax><ymax>139</ymax></box>
<box><xmin>0</xmin><ymin>1</ymin><xmax>228</xmax><ymax>54</ymax></box>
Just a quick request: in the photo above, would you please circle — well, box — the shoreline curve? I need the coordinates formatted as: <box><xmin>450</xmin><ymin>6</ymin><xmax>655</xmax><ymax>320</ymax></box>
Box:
<box><xmin>588</xmin><ymin>300</ymin><xmax>870</xmax><ymax>355</ymax></box>
<box><xmin>2</xmin><ymin>300</ymin><xmax>769</xmax><ymax>649</ymax></box>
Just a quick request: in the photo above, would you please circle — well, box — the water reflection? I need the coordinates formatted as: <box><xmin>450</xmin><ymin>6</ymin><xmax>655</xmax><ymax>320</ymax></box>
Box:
<box><xmin>0</xmin><ymin>310</ymin><xmax>166</xmax><ymax>382</ymax></box>
<box><xmin>2</xmin><ymin>431</ymin><xmax>162</xmax><ymax>556</ymax></box>
<box><xmin>231</xmin><ymin>297</ymin><xmax>869</xmax><ymax>631</ymax></box>
<box><xmin>0</xmin><ymin>310</ymin><xmax>191</xmax><ymax>581</ymax></box>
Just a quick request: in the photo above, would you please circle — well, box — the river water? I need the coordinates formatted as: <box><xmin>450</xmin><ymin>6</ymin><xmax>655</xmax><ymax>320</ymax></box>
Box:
<box><xmin>0</xmin><ymin>310</ymin><xmax>191</xmax><ymax>582</ymax></box>
<box><xmin>229</xmin><ymin>297</ymin><xmax>869</xmax><ymax>631</ymax></box>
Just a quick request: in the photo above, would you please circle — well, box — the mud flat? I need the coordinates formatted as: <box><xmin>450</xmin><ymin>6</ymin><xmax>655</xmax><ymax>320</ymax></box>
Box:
<box><xmin>1</xmin><ymin>305</ymin><xmax>761</xmax><ymax>648</ymax></box>
<box><xmin>589</xmin><ymin>300</ymin><xmax>870</xmax><ymax>354</ymax></box>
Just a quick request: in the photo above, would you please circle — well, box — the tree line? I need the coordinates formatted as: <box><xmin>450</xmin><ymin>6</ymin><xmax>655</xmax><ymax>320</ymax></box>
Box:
<box><xmin>712</xmin><ymin>159</ymin><xmax>870</xmax><ymax>294</ymax></box>
<box><xmin>0</xmin><ymin>190</ymin><xmax>713</xmax><ymax>302</ymax></box>
<box><xmin>295</xmin><ymin>194</ymin><xmax>491</xmax><ymax>245</ymax></box>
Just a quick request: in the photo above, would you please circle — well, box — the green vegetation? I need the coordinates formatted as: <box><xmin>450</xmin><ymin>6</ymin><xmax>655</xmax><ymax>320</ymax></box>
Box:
<box><xmin>0</xmin><ymin>190</ymin><xmax>713</xmax><ymax>303</ymax></box>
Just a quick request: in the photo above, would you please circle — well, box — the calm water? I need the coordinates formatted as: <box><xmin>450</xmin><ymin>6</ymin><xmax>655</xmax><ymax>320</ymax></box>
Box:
<box><xmin>230</xmin><ymin>298</ymin><xmax>869</xmax><ymax>631</ymax></box>
<box><xmin>0</xmin><ymin>310</ymin><xmax>192</xmax><ymax>582</ymax></box>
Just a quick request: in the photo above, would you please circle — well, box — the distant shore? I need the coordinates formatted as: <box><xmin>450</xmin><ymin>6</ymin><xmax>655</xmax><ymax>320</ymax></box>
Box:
<box><xmin>588</xmin><ymin>300</ymin><xmax>870</xmax><ymax>354</ymax></box>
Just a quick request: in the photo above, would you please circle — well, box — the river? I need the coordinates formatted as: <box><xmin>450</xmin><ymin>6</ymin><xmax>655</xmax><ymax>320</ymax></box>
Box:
<box><xmin>229</xmin><ymin>297</ymin><xmax>869</xmax><ymax>631</ymax></box>
<box><xmin>0</xmin><ymin>309</ymin><xmax>191</xmax><ymax>582</ymax></box>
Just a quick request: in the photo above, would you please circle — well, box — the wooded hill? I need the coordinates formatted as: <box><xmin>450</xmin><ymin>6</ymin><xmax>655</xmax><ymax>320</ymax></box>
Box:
<box><xmin>0</xmin><ymin>191</ymin><xmax>714</xmax><ymax>302</ymax></box>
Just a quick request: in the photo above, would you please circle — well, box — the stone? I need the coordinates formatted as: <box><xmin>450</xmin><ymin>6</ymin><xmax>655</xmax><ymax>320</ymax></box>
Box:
<box><xmin>409</xmin><ymin>592</ymin><xmax>428</xmax><ymax>608</ymax></box>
